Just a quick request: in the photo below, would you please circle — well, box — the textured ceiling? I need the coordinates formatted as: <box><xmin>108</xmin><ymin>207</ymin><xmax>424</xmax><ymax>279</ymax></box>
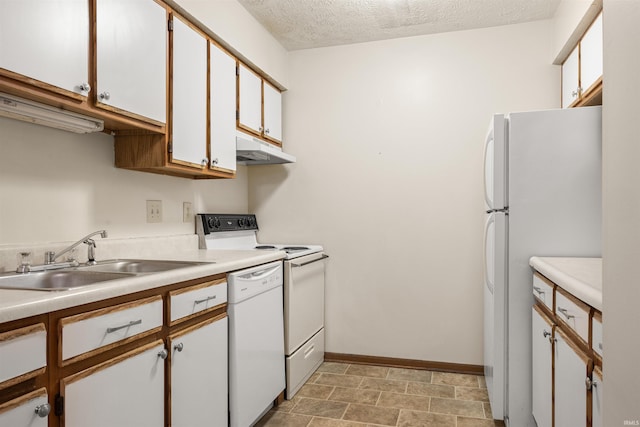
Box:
<box><xmin>238</xmin><ymin>0</ymin><xmax>561</xmax><ymax>51</ymax></box>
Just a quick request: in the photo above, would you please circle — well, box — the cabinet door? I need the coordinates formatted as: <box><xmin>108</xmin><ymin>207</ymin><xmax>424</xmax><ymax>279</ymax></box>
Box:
<box><xmin>0</xmin><ymin>388</ymin><xmax>49</xmax><ymax>427</ymax></box>
<box><xmin>554</xmin><ymin>329</ymin><xmax>589</xmax><ymax>427</ymax></box>
<box><xmin>580</xmin><ymin>13</ymin><xmax>603</xmax><ymax>94</ymax></box>
<box><xmin>562</xmin><ymin>46</ymin><xmax>580</xmax><ymax>108</ymax></box>
<box><xmin>592</xmin><ymin>366</ymin><xmax>603</xmax><ymax>427</ymax></box>
<box><xmin>238</xmin><ymin>64</ymin><xmax>263</xmax><ymax>135</ymax></box>
<box><xmin>0</xmin><ymin>0</ymin><xmax>89</xmax><ymax>98</ymax></box>
<box><xmin>210</xmin><ymin>42</ymin><xmax>237</xmax><ymax>172</ymax></box>
<box><xmin>170</xmin><ymin>316</ymin><xmax>228</xmax><ymax>427</ymax></box>
<box><xmin>532</xmin><ymin>306</ymin><xmax>553</xmax><ymax>427</ymax></box>
<box><xmin>96</xmin><ymin>0</ymin><xmax>167</xmax><ymax>123</ymax></box>
<box><xmin>263</xmin><ymin>82</ymin><xmax>282</xmax><ymax>144</ymax></box>
<box><xmin>61</xmin><ymin>341</ymin><xmax>165</xmax><ymax>427</ymax></box>
<box><xmin>171</xmin><ymin>16</ymin><xmax>207</xmax><ymax>168</ymax></box>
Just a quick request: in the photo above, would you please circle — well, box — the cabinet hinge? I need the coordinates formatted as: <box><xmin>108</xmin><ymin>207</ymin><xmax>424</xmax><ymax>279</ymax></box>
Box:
<box><xmin>54</xmin><ymin>394</ymin><xmax>64</xmax><ymax>416</ymax></box>
<box><xmin>236</xmin><ymin>110</ymin><xmax>239</xmax><ymax>120</ymax></box>
<box><xmin>168</xmin><ymin>142</ymin><xmax>173</xmax><ymax>154</ymax></box>
<box><xmin>236</xmin><ymin>65</ymin><xmax>239</xmax><ymax>76</ymax></box>
<box><xmin>168</xmin><ymin>19</ymin><xmax>173</xmax><ymax>31</ymax></box>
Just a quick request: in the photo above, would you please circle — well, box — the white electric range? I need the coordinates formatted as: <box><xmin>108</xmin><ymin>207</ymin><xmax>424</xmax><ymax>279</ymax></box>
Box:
<box><xmin>196</xmin><ymin>214</ymin><xmax>328</xmax><ymax>400</ymax></box>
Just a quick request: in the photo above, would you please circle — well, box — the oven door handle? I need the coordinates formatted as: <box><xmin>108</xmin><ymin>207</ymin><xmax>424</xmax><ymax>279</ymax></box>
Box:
<box><xmin>291</xmin><ymin>254</ymin><xmax>329</xmax><ymax>268</ymax></box>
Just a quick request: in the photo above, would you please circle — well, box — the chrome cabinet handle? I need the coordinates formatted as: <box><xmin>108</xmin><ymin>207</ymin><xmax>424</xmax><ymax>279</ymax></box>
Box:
<box><xmin>259</xmin><ymin>126</ymin><xmax>264</xmax><ymax>132</ymax></box>
<box><xmin>201</xmin><ymin>158</ymin><xmax>208</xmax><ymax>167</ymax></box>
<box><xmin>543</xmin><ymin>330</ymin><xmax>551</xmax><ymax>338</ymax></box>
<box><xmin>79</xmin><ymin>83</ymin><xmax>91</xmax><ymax>93</ymax></box>
<box><xmin>157</xmin><ymin>349</ymin><xmax>168</xmax><ymax>360</ymax></box>
<box><xmin>265</xmin><ymin>128</ymin><xmax>270</xmax><ymax>134</ymax></box>
<box><xmin>35</xmin><ymin>403</ymin><xmax>51</xmax><ymax>418</ymax></box>
<box><xmin>533</xmin><ymin>286</ymin><xmax>545</xmax><ymax>296</ymax></box>
<box><xmin>211</xmin><ymin>158</ymin><xmax>219</xmax><ymax>166</ymax></box>
<box><xmin>557</xmin><ymin>307</ymin><xmax>575</xmax><ymax>319</ymax></box>
<box><xmin>291</xmin><ymin>254</ymin><xmax>329</xmax><ymax>268</ymax></box>
<box><xmin>174</xmin><ymin>342</ymin><xmax>184</xmax><ymax>352</ymax></box>
<box><xmin>194</xmin><ymin>295</ymin><xmax>217</xmax><ymax>305</ymax></box>
<box><xmin>598</xmin><ymin>342</ymin><xmax>603</xmax><ymax>350</ymax></box>
<box><xmin>99</xmin><ymin>91</ymin><xmax>110</xmax><ymax>101</ymax></box>
<box><xmin>585</xmin><ymin>377</ymin><xmax>594</xmax><ymax>390</ymax></box>
<box><xmin>106</xmin><ymin>319</ymin><xmax>142</xmax><ymax>334</ymax></box>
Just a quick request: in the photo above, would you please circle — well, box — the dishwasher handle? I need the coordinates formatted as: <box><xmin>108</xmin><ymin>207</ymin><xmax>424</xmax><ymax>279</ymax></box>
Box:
<box><xmin>291</xmin><ymin>254</ymin><xmax>329</xmax><ymax>268</ymax></box>
<box><xmin>239</xmin><ymin>265</ymin><xmax>281</xmax><ymax>280</ymax></box>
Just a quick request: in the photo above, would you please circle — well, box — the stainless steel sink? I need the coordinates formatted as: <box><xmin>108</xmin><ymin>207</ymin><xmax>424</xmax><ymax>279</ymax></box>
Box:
<box><xmin>0</xmin><ymin>270</ymin><xmax>135</xmax><ymax>291</ymax></box>
<box><xmin>77</xmin><ymin>259</ymin><xmax>209</xmax><ymax>274</ymax></box>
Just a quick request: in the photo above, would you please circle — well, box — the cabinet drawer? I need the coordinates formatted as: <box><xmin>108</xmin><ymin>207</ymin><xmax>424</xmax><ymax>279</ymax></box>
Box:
<box><xmin>532</xmin><ymin>274</ymin><xmax>554</xmax><ymax>310</ymax></box>
<box><xmin>169</xmin><ymin>279</ymin><xmax>227</xmax><ymax>324</ymax></box>
<box><xmin>555</xmin><ymin>289</ymin><xmax>590</xmax><ymax>343</ymax></box>
<box><xmin>61</xmin><ymin>296</ymin><xmax>163</xmax><ymax>363</ymax></box>
<box><xmin>286</xmin><ymin>328</ymin><xmax>324</xmax><ymax>399</ymax></box>
<box><xmin>592</xmin><ymin>311</ymin><xmax>603</xmax><ymax>357</ymax></box>
<box><xmin>0</xmin><ymin>324</ymin><xmax>46</xmax><ymax>388</ymax></box>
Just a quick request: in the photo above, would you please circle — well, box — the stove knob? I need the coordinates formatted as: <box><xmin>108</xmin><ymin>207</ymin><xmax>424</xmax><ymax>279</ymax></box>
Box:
<box><xmin>207</xmin><ymin>217</ymin><xmax>216</xmax><ymax>229</ymax></box>
<box><xmin>214</xmin><ymin>217</ymin><xmax>221</xmax><ymax>228</ymax></box>
<box><xmin>238</xmin><ymin>218</ymin><xmax>246</xmax><ymax>227</ymax></box>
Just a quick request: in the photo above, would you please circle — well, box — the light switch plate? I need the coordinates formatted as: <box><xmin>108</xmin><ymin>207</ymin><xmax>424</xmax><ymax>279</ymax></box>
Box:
<box><xmin>183</xmin><ymin>202</ymin><xmax>192</xmax><ymax>223</ymax></box>
<box><xmin>147</xmin><ymin>200</ymin><xmax>162</xmax><ymax>223</ymax></box>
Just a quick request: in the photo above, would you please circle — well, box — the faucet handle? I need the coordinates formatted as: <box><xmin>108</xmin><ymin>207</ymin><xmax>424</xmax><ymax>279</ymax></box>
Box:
<box><xmin>44</xmin><ymin>251</ymin><xmax>56</xmax><ymax>264</ymax></box>
<box><xmin>16</xmin><ymin>252</ymin><xmax>32</xmax><ymax>273</ymax></box>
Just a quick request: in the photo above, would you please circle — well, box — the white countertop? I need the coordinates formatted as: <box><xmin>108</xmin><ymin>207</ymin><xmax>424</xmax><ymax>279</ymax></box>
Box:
<box><xmin>529</xmin><ymin>256</ymin><xmax>602</xmax><ymax>311</ymax></box>
<box><xmin>0</xmin><ymin>249</ymin><xmax>285</xmax><ymax>323</ymax></box>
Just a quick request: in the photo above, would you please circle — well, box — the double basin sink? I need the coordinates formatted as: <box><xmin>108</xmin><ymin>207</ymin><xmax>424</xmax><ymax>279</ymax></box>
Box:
<box><xmin>0</xmin><ymin>259</ymin><xmax>209</xmax><ymax>291</ymax></box>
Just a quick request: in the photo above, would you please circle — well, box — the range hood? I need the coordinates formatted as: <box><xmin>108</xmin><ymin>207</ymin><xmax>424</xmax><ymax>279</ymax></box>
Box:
<box><xmin>0</xmin><ymin>92</ymin><xmax>104</xmax><ymax>134</ymax></box>
<box><xmin>236</xmin><ymin>131</ymin><xmax>296</xmax><ymax>165</ymax></box>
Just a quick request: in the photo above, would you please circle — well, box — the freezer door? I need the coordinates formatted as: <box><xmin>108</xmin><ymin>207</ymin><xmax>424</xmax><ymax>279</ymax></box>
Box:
<box><xmin>483</xmin><ymin>212</ymin><xmax>506</xmax><ymax>421</ymax></box>
<box><xmin>484</xmin><ymin>114</ymin><xmax>507</xmax><ymax>211</ymax></box>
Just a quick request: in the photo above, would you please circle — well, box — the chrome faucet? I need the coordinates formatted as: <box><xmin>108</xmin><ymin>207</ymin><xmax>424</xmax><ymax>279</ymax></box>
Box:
<box><xmin>44</xmin><ymin>230</ymin><xmax>108</xmax><ymax>265</ymax></box>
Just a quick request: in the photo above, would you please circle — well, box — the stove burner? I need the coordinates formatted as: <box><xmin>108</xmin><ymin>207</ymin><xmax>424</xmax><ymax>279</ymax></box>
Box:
<box><xmin>255</xmin><ymin>245</ymin><xmax>277</xmax><ymax>250</ymax></box>
<box><xmin>283</xmin><ymin>246</ymin><xmax>309</xmax><ymax>251</ymax></box>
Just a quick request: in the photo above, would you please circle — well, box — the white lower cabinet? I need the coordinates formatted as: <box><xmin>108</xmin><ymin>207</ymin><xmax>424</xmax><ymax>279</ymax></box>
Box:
<box><xmin>169</xmin><ymin>315</ymin><xmax>228</xmax><ymax>427</ymax></box>
<box><xmin>554</xmin><ymin>328</ymin><xmax>589</xmax><ymax>427</ymax></box>
<box><xmin>531</xmin><ymin>306</ymin><xmax>553</xmax><ymax>427</ymax></box>
<box><xmin>61</xmin><ymin>340</ymin><xmax>165</xmax><ymax>427</ymax></box>
<box><xmin>0</xmin><ymin>388</ymin><xmax>49</xmax><ymax>427</ymax></box>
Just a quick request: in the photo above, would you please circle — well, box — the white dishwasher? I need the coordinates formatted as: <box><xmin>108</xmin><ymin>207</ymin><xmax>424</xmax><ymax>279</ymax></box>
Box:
<box><xmin>227</xmin><ymin>261</ymin><xmax>285</xmax><ymax>427</ymax></box>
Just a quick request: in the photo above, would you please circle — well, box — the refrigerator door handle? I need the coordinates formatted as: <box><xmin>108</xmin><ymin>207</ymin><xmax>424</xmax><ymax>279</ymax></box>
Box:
<box><xmin>483</xmin><ymin>130</ymin><xmax>494</xmax><ymax>209</ymax></box>
<box><xmin>483</xmin><ymin>213</ymin><xmax>495</xmax><ymax>294</ymax></box>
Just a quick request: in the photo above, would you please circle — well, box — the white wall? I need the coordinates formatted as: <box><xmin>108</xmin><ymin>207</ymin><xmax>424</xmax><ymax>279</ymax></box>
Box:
<box><xmin>249</xmin><ymin>20</ymin><xmax>559</xmax><ymax>365</ymax></box>
<box><xmin>602</xmin><ymin>0</ymin><xmax>640</xmax><ymax>423</ymax></box>
<box><xmin>0</xmin><ymin>117</ymin><xmax>248</xmax><ymax>249</ymax></box>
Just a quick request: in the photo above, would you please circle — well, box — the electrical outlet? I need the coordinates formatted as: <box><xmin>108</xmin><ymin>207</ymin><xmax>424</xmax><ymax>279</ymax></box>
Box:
<box><xmin>146</xmin><ymin>200</ymin><xmax>162</xmax><ymax>223</ymax></box>
<box><xmin>183</xmin><ymin>202</ymin><xmax>192</xmax><ymax>223</ymax></box>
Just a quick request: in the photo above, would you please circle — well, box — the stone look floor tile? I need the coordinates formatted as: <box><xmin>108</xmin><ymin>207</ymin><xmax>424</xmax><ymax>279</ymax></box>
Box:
<box><xmin>274</xmin><ymin>396</ymin><xmax>300</xmax><ymax>412</ymax></box>
<box><xmin>299</xmin><ymin>383</ymin><xmax>336</xmax><ymax>399</ymax></box>
<box><xmin>255</xmin><ymin>410</ymin><xmax>313</xmax><ymax>427</ymax></box>
<box><xmin>359</xmin><ymin>377</ymin><xmax>408</xmax><ymax>393</ymax></box>
<box><xmin>387</xmin><ymin>367</ymin><xmax>433</xmax><ymax>383</ymax></box>
<box><xmin>328</xmin><ymin>387</ymin><xmax>381</xmax><ymax>405</ymax></box>
<box><xmin>346</xmin><ymin>364</ymin><xmax>389</xmax><ymax>378</ymax></box>
<box><xmin>455</xmin><ymin>386</ymin><xmax>490</xmax><ymax>402</ymax></box>
<box><xmin>377</xmin><ymin>391</ymin><xmax>431</xmax><ymax>411</ymax></box>
<box><xmin>308</xmin><ymin>372</ymin><xmax>322</xmax><ymax>384</ymax></box>
<box><xmin>431</xmin><ymin>372</ymin><xmax>481</xmax><ymax>388</ymax></box>
<box><xmin>307</xmin><ymin>417</ymin><xmax>371</xmax><ymax>427</ymax></box>
<box><xmin>316</xmin><ymin>373</ymin><xmax>364</xmax><ymax>388</ymax></box>
<box><xmin>406</xmin><ymin>381</ymin><xmax>455</xmax><ymax>398</ymax></box>
<box><xmin>483</xmin><ymin>402</ymin><xmax>493</xmax><ymax>419</ymax></box>
<box><xmin>478</xmin><ymin>375</ymin><xmax>487</xmax><ymax>389</ymax></box>
<box><xmin>291</xmin><ymin>397</ymin><xmax>349</xmax><ymax>419</ymax></box>
<box><xmin>429</xmin><ymin>397</ymin><xmax>485</xmax><ymax>418</ymax></box>
<box><xmin>318</xmin><ymin>362</ymin><xmax>350</xmax><ymax>374</ymax></box>
<box><xmin>457</xmin><ymin>416</ymin><xmax>499</xmax><ymax>427</ymax></box>
<box><xmin>397</xmin><ymin>409</ymin><xmax>457</xmax><ymax>427</ymax></box>
<box><xmin>343</xmin><ymin>403</ymin><xmax>400</xmax><ymax>426</ymax></box>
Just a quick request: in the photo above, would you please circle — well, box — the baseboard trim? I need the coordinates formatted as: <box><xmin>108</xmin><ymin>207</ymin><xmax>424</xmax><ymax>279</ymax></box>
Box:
<box><xmin>324</xmin><ymin>352</ymin><xmax>484</xmax><ymax>376</ymax></box>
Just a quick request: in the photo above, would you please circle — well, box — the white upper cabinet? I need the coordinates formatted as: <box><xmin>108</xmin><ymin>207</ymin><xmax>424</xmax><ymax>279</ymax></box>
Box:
<box><xmin>238</xmin><ymin>64</ymin><xmax>263</xmax><ymax>135</ymax></box>
<box><xmin>263</xmin><ymin>82</ymin><xmax>283</xmax><ymax>144</ymax></box>
<box><xmin>562</xmin><ymin>46</ymin><xmax>580</xmax><ymax>108</ymax></box>
<box><xmin>0</xmin><ymin>0</ymin><xmax>89</xmax><ymax>98</ymax></box>
<box><xmin>96</xmin><ymin>0</ymin><xmax>167</xmax><ymax>123</ymax></box>
<box><xmin>210</xmin><ymin>42</ymin><xmax>237</xmax><ymax>172</ymax></box>
<box><xmin>580</xmin><ymin>13</ymin><xmax>603</xmax><ymax>94</ymax></box>
<box><xmin>171</xmin><ymin>15</ymin><xmax>208</xmax><ymax>168</ymax></box>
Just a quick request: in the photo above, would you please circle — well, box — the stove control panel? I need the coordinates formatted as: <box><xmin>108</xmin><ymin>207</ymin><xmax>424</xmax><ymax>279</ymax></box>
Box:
<box><xmin>197</xmin><ymin>214</ymin><xmax>258</xmax><ymax>234</ymax></box>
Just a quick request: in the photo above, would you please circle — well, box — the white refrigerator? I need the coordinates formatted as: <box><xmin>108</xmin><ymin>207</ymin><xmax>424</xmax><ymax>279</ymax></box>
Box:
<box><xmin>483</xmin><ymin>106</ymin><xmax>602</xmax><ymax>426</ymax></box>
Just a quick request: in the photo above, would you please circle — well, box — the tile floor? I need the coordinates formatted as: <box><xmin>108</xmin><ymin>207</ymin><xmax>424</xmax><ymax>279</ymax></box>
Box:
<box><xmin>256</xmin><ymin>362</ymin><xmax>501</xmax><ymax>427</ymax></box>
